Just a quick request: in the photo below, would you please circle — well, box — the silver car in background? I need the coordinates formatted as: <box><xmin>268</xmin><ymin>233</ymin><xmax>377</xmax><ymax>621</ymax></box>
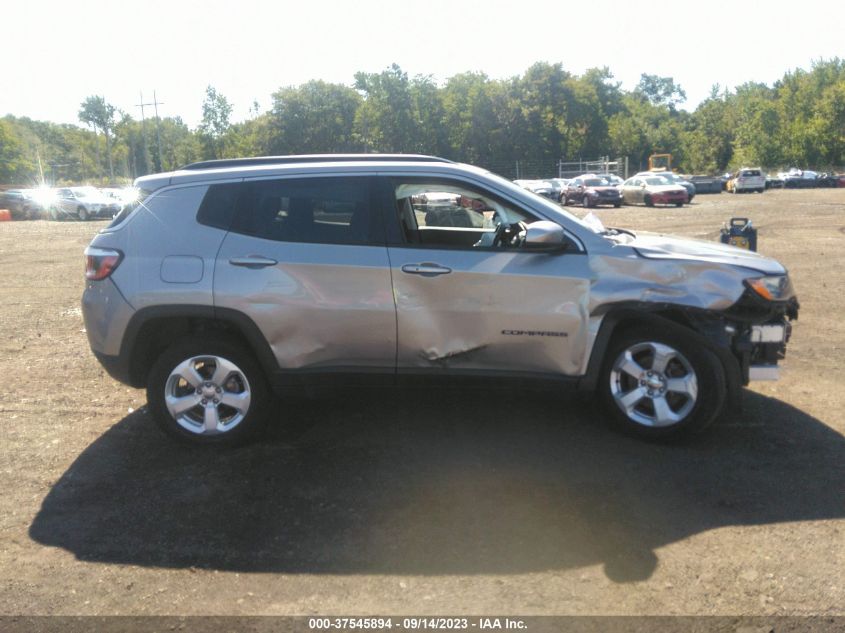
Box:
<box><xmin>52</xmin><ymin>186</ymin><xmax>121</xmax><ymax>220</ymax></box>
<box><xmin>81</xmin><ymin>155</ymin><xmax>798</xmax><ymax>445</ymax></box>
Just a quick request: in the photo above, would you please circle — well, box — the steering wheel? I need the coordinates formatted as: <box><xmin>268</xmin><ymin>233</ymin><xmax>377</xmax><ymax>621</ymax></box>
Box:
<box><xmin>492</xmin><ymin>221</ymin><xmax>510</xmax><ymax>247</ymax></box>
<box><xmin>492</xmin><ymin>221</ymin><xmax>527</xmax><ymax>248</ymax></box>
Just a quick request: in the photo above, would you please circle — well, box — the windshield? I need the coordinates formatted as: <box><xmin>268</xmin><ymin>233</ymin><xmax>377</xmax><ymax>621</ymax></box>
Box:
<box><xmin>644</xmin><ymin>177</ymin><xmax>670</xmax><ymax>186</ymax></box>
<box><xmin>584</xmin><ymin>178</ymin><xmax>609</xmax><ymax>186</ymax></box>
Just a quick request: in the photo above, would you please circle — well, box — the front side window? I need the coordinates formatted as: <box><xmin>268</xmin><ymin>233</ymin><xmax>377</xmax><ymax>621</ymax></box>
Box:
<box><xmin>393</xmin><ymin>180</ymin><xmax>537</xmax><ymax>249</ymax></box>
<box><xmin>232</xmin><ymin>177</ymin><xmax>375</xmax><ymax>245</ymax></box>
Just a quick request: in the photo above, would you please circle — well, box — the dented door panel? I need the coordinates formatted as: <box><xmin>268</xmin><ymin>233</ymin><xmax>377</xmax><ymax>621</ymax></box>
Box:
<box><xmin>215</xmin><ymin>234</ymin><xmax>396</xmax><ymax>369</ymax></box>
<box><xmin>389</xmin><ymin>247</ymin><xmax>592</xmax><ymax>375</ymax></box>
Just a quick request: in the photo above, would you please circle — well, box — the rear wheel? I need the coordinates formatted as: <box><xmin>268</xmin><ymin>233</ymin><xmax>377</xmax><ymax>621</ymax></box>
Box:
<box><xmin>582</xmin><ymin>195</ymin><xmax>592</xmax><ymax>208</ymax></box>
<box><xmin>147</xmin><ymin>337</ymin><xmax>271</xmax><ymax>445</ymax></box>
<box><xmin>598</xmin><ymin>326</ymin><xmax>726</xmax><ymax>439</ymax></box>
<box><xmin>613</xmin><ymin>202</ymin><xmax>621</xmax><ymax>208</ymax></box>
<box><xmin>675</xmin><ymin>202</ymin><xmax>683</xmax><ymax>207</ymax></box>
<box><xmin>78</xmin><ymin>206</ymin><xmax>89</xmax><ymax>221</ymax></box>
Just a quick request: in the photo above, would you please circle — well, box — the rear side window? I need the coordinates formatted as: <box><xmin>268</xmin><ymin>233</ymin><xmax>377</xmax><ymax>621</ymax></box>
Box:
<box><xmin>197</xmin><ymin>182</ymin><xmax>241</xmax><ymax>230</ymax></box>
<box><xmin>107</xmin><ymin>188</ymin><xmax>151</xmax><ymax>228</ymax></box>
<box><xmin>231</xmin><ymin>177</ymin><xmax>376</xmax><ymax>245</ymax></box>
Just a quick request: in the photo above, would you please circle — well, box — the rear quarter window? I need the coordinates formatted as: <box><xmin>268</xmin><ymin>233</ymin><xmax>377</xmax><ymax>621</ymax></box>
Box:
<box><xmin>196</xmin><ymin>182</ymin><xmax>241</xmax><ymax>230</ymax></box>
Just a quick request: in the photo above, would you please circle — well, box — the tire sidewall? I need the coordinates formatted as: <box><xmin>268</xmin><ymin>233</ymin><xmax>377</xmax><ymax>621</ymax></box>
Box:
<box><xmin>147</xmin><ymin>337</ymin><xmax>271</xmax><ymax>445</ymax></box>
<box><xmin>597</xmin><ymin>325</ymin><xmax>726</xmax><ymax>440</ymax></box>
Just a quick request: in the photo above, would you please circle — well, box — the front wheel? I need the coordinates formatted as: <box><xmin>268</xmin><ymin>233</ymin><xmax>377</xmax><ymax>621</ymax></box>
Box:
<box><xmin>675</xmin><ymin>202</ymin><xmax>683</xmax><ymax>207</ymax></box>
<box><xmin>644</xmin><ymin>195</ymin><xmax>654</xmax><ymax>207</ymax></box>
<box><xmin>582</xmin><ymin>195</ymin><xmax>592</xmax><ymax>208</ymax></box>
<box><xmin>147</xmin><ymin>337</ymin><xmax>271</xmax><ymax>445</ymax></box>
<box><xmin>598</xmin><ymin>327</ymin><xmax>726</xmax><ymax>439</ymax></box>
<box><xmin>78</xmin><ymin>206</ymin><xmax>89</xmax><ymax>221</ymax></box>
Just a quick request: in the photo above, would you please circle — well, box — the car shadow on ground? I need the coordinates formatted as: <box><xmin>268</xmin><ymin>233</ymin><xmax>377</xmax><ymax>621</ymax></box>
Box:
<box><xmin>29</xmin><ymin>390</ymin><xmax>844</xmax><ymax>582</ymax></box>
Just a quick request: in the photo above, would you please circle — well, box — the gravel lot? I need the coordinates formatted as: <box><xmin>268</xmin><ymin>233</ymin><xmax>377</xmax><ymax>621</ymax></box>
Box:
<box><xmin>0</xmin><ymin>188</ymin><xmax>843</xmax><ymax>616</ymax></box>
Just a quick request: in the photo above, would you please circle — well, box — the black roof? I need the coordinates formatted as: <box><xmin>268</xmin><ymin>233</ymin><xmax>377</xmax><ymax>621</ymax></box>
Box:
<box><xmin>180</xmin><ymin>154</ymin><xmax>453</xmax><ymax>171</ymax></box>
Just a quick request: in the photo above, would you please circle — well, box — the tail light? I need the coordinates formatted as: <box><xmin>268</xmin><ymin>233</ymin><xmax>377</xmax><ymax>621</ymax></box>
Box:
<box><xmin>84</xmin><ymin>247</ymin><xmax>123</xmax><ymax>280</ymax></box>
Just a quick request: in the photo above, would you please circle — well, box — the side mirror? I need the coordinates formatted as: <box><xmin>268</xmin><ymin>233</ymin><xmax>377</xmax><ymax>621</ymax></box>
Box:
<box><xmin>524</xmin><ymin>221</ymin><xmax>566</xmax><ymax>251</ymax></box>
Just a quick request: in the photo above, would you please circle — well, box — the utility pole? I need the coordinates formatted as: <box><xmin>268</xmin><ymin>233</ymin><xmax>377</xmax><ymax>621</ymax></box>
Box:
<box><xmin>103</xmin><ymin>94</ymin><xmax>114</xmax><ymax>182</ymax></box>
<box><xmin>152</xmin><ymin>91</ymin><xmax>165</xmax><ymax>171</ymax></box>
<box><xmin>137</xmin><ymin>91</ymin><xmax>165</xmax><ymax>172</ymax></box>
<box><xmin>136</xmin><ymin>91</ymin><xmax>151</xmax><ymax>176</ymax></box>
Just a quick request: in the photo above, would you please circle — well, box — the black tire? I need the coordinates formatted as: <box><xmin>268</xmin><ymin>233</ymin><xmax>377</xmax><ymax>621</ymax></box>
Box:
<box><xmin>613</xmin><ymin>203</ymin><xmax>621</xmax><ymax>208</ymax></box>
<box><xmin>78</xmin><ymin>206</ymin><xmax>89</xmax><ymax>221</ymax></box>
<box><xmin>147</xmin><ymin>336</ymin><xmax>271</xmax><ymax>446</ymax></box>
<box><xmin>674</xmin><ymin>202</ymin><xmax>683</xmax><ymax>207</ymax></box>
<box><xmin>582</xmin><ymin>195</ymin><xmax>592</xmax><ymax>208</ymax></box>
<box><xmin>560</xmin><ymin>195</ymin><xmax>568</xmax><ymax>206</ymax></box>
<box><xmin>644</xmin><ymin>195</ymin><xmax>654</xmax><ymax>207</ymax></box>
<box><xmin>597</xmin><ymin>325</ymin><xmax>726</xmax><ymax>440</ymax></box>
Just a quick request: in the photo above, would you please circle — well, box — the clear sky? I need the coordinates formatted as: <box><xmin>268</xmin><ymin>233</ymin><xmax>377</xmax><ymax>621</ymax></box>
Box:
<box><xmin>2</xmin><ymin>0</ymin><xmax>843</xmax><ymax>128</ymax></box>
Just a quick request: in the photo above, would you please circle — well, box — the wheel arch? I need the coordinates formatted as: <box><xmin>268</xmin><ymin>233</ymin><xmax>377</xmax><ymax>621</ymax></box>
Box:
<box><xmin>120</xmin><ymin>305</ymin><xmax>278</xmax><ymax>388</ymax></box>
<box><xmin>579</xmin><ymin>305</ymin><xmax>742</xmax><ymax>408</ymax></box>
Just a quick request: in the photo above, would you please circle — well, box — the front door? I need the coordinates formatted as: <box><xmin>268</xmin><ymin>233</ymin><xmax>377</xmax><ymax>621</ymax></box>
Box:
<box><xmin>383</xmin><ymin>177</ymin><xmax>591</xmax><ymax>377</ymax></box>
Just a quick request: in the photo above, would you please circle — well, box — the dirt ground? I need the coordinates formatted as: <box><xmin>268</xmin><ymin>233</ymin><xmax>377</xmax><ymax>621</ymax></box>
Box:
<box><xmin>0</xmin><ymin>188</ymin><xmax>843</xmax><ymax>617</ymax></box>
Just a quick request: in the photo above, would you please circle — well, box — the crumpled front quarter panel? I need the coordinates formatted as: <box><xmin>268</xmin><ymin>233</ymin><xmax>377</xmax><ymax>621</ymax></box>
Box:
<box><xmin>588</xmin><ymin>250</ymin><xmax>750</xmax><ymax>314</ymax></box>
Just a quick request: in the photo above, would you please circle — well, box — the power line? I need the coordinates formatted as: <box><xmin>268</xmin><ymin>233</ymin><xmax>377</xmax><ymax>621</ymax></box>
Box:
<box><xmin>136</xmin><ymin>91</ymin><xmax>165</xmax><ymax>173</ymax></box>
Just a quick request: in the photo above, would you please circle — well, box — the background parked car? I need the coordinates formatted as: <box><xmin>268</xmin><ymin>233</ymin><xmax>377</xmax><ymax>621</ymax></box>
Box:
<box><xmin>778</xmin><ymin>168</ymin><xmax>819</xmax><ymax>188</ymax></box>
<box><xmin>0</xmin><ymin>190</ymin><xmax>29</xmax><ymax>220</ymax></box>
<box><xmin>817</xmin><ymin>173</ymin><xmax>845</xmax><ymax>188</ymax></box>
<box><xmin>0</xmin><ymin>189</ymin><xmax>56</xmax><ymax>220</ymax></box>
<box><xmin>726</xmin><ymin>168</ymin><xmax>766</xmax><ymax>193</ymax></box>
<box><xmin>620</xmin><ymin>175</ymin><xmax>688</xmax><ymax>207</ymax></box>
<box><xmin>635</xmin><ymin>171</ymin><xmax>696</xmax><ymax>202</ymax></box>
<box><xmin>513</xmin><ymin>179</ymin><xmax>557</xmax><ymax>200</ymax></box>
<box><xmin>51</xmin><ymin>186</ymin><xmax>121</xmax><ymax>220</ymax></box>
<box><xmin>561</xmin><ymin>174</ymin><xmax>623</xmax><ymax>207</ymax></box>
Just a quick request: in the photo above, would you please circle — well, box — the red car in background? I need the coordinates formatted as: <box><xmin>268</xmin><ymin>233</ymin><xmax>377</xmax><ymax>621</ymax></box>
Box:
<box><xmin>561</xmin><ymin>174</ymin><xmax>624</xmax><ymax>208</ymax></box>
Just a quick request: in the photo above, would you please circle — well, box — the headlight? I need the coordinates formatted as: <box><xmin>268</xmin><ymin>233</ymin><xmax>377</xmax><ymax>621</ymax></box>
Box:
<box><xmin>745</xmin><ymin>275</ymin><xmax>793</xmax><ymax>301</ymax></box>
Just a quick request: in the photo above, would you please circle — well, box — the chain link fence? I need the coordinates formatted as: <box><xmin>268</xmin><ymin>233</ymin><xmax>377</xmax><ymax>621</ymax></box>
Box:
<box><xmin>477</xmin><ymin>157</ymin><xmax>628</xmax><ymax>181</ymax></box>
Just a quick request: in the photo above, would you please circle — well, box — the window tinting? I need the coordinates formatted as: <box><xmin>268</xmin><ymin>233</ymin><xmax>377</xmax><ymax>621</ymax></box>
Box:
<box><xmin>232</xmin><ymin>177</ymin><xmax>373</xmax><ymax>245</ymax></box>
<box><xmin>197</xmin><ymin>182</ymin><xmax>241</xmax><ymax>230</ymax></box>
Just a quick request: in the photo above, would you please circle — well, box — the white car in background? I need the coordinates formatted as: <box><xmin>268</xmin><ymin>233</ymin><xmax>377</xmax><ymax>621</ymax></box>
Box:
<box><xmin>728</xmin><ymin>168</ymin><xmax>766</xmax><ymax>193</ymax></box>
<box><xmin>51</xmin><ymin>187</ymin><xmax>121</xmax><ymax>220</ymax></box>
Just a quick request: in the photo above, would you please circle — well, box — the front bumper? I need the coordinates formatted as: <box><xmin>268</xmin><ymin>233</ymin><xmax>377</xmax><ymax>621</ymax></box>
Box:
<box><xmin>652</xmin><ymin>192</ymin><xmax>688</xmax><ymax>204</ymax></box>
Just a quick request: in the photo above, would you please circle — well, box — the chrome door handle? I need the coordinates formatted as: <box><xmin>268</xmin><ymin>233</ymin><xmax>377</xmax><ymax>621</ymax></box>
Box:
<box><xmin>401</xmin><ymin>263</ymin><xmax>452</xmax><ymax>277</ymax></box>
<box><xmin>228</xmin><ymin>256</ymin><xmax>278</xmax><ymax>268</ymax></box>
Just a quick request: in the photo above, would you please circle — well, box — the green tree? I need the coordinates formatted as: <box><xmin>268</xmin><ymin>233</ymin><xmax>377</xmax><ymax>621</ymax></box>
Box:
<box><xmin>353</xmin><ymin>64</ymin><xmax>417</xmax><ymax>152</ymax></box>
<box><xmin>79</xmin><ymin>96</ymin><xmax>117</xmax><ymax>180</ymax></box>
<box><xmin>0</xmin><ymin>120</ymin><xmax>32</xmax><ymax>183</ymax></box>
<box><xmin>636</xmin><ymin>74</ymin><xmax>687</xmax><ymax>110</ymax></box>
<box><xmin>199</xmin><ymin>85</ymin><xmax>233</xmax><ymax>159</ymax></box>
<box><xmin>265</xmin><ymin>80</ymin><xmax>362</xmax><ymax>154</ymax></box>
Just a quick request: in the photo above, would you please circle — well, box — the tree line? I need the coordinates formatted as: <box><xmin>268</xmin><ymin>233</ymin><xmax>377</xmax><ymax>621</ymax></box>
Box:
<box><xmin>2</xmin><ymin>59</ymin><xmax>844</xmax><ymax>185</ymax></box>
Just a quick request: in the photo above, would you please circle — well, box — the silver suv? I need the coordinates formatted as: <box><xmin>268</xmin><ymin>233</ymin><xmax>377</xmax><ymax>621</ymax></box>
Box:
<box><xmin>82</xmin><ymin>155</ymin><xmax>799</xmax><ymax>444</ymax></box>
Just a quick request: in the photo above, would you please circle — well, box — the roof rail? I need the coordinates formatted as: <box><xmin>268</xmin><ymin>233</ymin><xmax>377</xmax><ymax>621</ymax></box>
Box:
<box><xmin>179</xmin><ymin>154</ymin><xmax>453</xmax><ymax>171</ymax></box>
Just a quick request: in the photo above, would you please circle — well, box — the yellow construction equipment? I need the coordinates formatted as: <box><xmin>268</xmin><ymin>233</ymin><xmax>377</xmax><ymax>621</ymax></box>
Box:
<box><xmin>648</xmin><ymin>153</ymin><xmax>672</xmax><ymax>171</ymax></box>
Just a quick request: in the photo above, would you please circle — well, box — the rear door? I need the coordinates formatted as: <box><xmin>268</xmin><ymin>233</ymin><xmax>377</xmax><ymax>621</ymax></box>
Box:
<box><xmin>381</xmin><ymin>176</ymin><xmax>591</xmax><ymax>377</ymax></box>
<box><xmin>213</xmin><ymin>175</ymin><xmax>397</xmax><ymax>372</ymax></box>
